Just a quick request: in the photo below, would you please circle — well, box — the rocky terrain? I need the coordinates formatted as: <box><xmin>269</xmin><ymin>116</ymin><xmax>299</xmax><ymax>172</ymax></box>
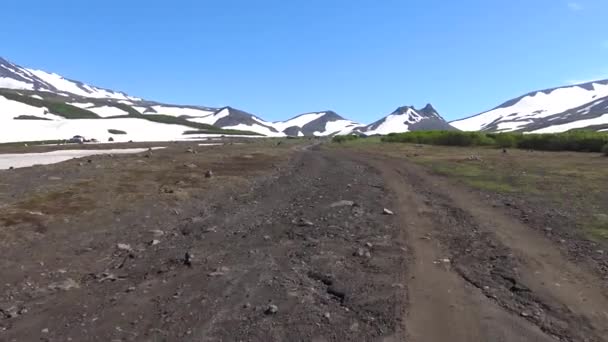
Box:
<box><xmin>0</xmin><ymin>140</ymin><xmax>607</xmax><ymax>341</ymax></box>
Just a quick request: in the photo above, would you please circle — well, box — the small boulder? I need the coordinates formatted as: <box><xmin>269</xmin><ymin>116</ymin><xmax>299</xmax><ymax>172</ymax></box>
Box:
<box><xmin>117</xmin><ymin>243</ymin><xmax>132</xmax><ymax>252</ymax></box>
<box><xmin>330</xmin><ymin>200</ymin><xmax>356</xmax><ymax>208</ymax></box>
<box><xmin>265</xmin><ymin>304</ymin><xmax>279</xmax><ymax>315</ymax></box>
<box><xmin>383</xmin><ymin>208</ymin><xmax>394</xmax><ymax>215</ymax></box>
<box><xmin>205</xmin><ymin>170</ymin><xmax>213</xmax><ymax>178</ymax></box>
<box><xmin>296</xmin><ymin>218</ymin><xmax>314</xmax><ymax>227</ymax></box>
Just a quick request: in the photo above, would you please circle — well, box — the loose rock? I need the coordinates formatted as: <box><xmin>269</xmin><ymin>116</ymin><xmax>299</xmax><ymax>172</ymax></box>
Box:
<box><xmin>117</xmin><ymin>243</ymin><xmax>132</xmax><ymax>252</ymax></box>
<box><xmin>296</xmin><ymin>218</ymin><xmax>314</xmax><ymax>227</ymax></box>
<box><xmin>330</xmin><ymin>200</ymin><xmax>356</xmax><ymax>208</ymax></box>
<box><xmin>48</xmin><ymin>278</ymin><xmax>80</xmax><ymax>291</ymax></box>
<box><xmin>383</xmin><ymin>208</ymin><xmax>394</xmax><ymax>215</ymax></box>
<box><xmin>265</xmin><ymin>304</ymin><xmax>278</xmax><ymax>315</ymax></box>
<box><xmin>205</xmin><ymin>170</ymin><xmax>213</xmax><ymax>178</ymax></box>
<box><xmin>184</xmin><ymin>252</ymin><xmax>193</xmax><ymax>267</ymax></box>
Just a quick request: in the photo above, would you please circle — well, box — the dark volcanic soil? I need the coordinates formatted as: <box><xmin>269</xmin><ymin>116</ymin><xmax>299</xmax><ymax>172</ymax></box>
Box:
<box><xmin>0</xmin><ymin>142</ymin><xmax>607</xmax><ymax>341</ymax></box>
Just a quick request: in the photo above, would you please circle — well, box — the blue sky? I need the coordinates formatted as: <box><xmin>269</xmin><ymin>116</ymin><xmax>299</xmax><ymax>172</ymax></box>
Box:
<box><xmin>2</xmin><ymin>0</ymin><xmax>607</xmax><ymax>122</ymax></box>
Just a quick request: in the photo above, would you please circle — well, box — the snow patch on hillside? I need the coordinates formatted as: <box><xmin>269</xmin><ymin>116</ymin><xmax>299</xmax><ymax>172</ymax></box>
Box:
<box><xmin>451</xmin><ymin>82</ymin><xmax>608</xmax><ymax>131</ymax></box>
<box><xmin>150</xmin><ymin>105</ymin><xmax>215</xmax><ymax>117</ymax></box>
<box><xmin>273</xmin><ymin>112</ymin><xmax>326</xmax><ymax>132</ymax></box>
<box><xmin>86</xmin><ymin>106</ymin><xmax>129</xmax><ymax>118</ymax></box>
<box><xmin>531</xmin><ymin>113</ymin><xmax>608</xmax><ymax>133</ymax></box>
<box><xmin>0</xmin><ymin>147</ymin><xmax>165</xmax><ymax>170</ymax></box>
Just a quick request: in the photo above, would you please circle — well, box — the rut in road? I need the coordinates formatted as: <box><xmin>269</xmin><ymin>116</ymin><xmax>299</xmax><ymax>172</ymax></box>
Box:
<box><xmin>354</xmin><ymin>151</ymin><xmax>608</xmax><ymax>342</ymax></box>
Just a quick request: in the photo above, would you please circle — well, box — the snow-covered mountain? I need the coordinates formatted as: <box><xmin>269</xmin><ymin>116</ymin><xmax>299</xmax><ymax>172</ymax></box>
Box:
<box><xmin>451</xmin><ymin>80</ymin><xmax>608</xmax><ymax>133</ymax></box>
<box><xmin>355</xmin><ymin>104</ymin><xmax>456</xmax><ymax>135</ymax></box>
<box><xmin>273</xmin><ymin>111</ymin><xmax>362</xmax><ymax>136</ymax></box>
<box><xmin>0</xmin><ymin>57</ymin><xmax>141</xmax><ymax>101</ymax></box>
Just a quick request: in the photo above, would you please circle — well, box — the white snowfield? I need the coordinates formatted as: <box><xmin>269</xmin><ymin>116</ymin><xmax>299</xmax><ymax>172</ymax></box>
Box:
<box><xmin>85</xmin><ymin>105</ymin><xmax>129</xmax><ymax>118</ymax></box>
<box><xmin>185</xmin><ymin>107</ymin><xmax>231</xmax><ymax>125</ymax></box>
<box><xmin>150</xmin><ymin>105</ymin><xmax>215</xmax><ymax>118</ymax></box>
<box><xmin>271</xmin><ymin>111</ymin><xmax>363</xmax><ymax>136</ymax></box>
<box><xmin>531</xmin><ymin>113</ymin><xmax>608</xmax><ymax>133</ymax></box>
<box><xmin>1</xmin><ymin>58</ymin><xmax>140</xmax><ymax>101</ymax></box>
<box><xmin>451</xmin><ymin>82</ymin><xmax>608</xmax><ymax>131</ymax></box>
<box><xmin>0</xmin><ymin>147</ymin><xmax>165</xmax><ymax>170</ymax></box>
<box><xmin>363</xmin><ymin>108</ymin><xmax>424</xmax><ymax>135</ymax></box>
<box><xmin>0</xmin><ymin>96</ymin><xmax>263</xmax><ymax>142</ymax></box>
<box><xmin>314</xmin><ymin>119</ymin><xmax>362</xmax><ymax>136</ymax></box>
<box><xmin>222</xmin><ymin>123</ymin><xmax>285</xmax><ymax>137</ymax></box>
<box><xmin>272</xmin><ymin>112</ymin><xmax>326</xmax><ymax>132</ymax></box>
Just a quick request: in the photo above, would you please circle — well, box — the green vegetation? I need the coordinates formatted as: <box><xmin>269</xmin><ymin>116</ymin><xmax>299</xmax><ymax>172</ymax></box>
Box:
<box><xmin>382</xmin><ymin>131</ymin><xmax>495</xmax><ymax>146</ymax></box>
<box><xmin>332</xmin><ymin>134</ymin><xmax>361</xmax><ymax>143</ymax></box>
<box><xmin>0</xmin><ymin>90</ymin><xmax>99</xmax><ymax>119</ymax></box>
<box><xmin>13</xmin><ymin>115</ymin><xmax>51</xmax><ymax>120</ymax></box>
<box><xmin>376</xmin><ymin>130</ymin><xmax>608</xmax><ymax>153</ymax></box>
<box><xmin>108</xmin><ymin>129</ymin><xmax>127</xmax><ymax>135</ymax></box>
<box><xmin>603</xmin><ymin>143</ymin><xmax>608</xmax><ymax>156</ymax></box>
<box><xmin>585</xmin><ymin>214</ymin><xmax>608</xmax><ymax>241</ymax></box>
<box><xmin>109</xmin><ymin>113</ymin><xmax>258</xmax><ymax>135</ymax></box>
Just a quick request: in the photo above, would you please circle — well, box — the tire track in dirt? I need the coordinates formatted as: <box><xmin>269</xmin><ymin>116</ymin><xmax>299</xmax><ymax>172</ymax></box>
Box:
<box><xmin>356</xmin><ymin>151</ymin><xmax>608</xmax><ymax>342</ymax></box>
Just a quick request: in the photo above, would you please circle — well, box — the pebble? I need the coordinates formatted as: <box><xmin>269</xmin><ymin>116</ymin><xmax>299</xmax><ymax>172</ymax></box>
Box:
<box><xmin>48</xmin><ymin>278</ymin><xmax>80</xmax><ymax>291</ymax></box>
<box><xmin>117</xmin><ymin>243</ymin><xmax>132</xmax><ymax>252</ymax></box>
<box><xmin>150</xmin><ymin>239</ymin><xmax>161</xmax><ymax>246</ymax></box>
<box><xmin>184</xmin><ymin>252</ymin><xmax>193</xmax><ymax>266</ymax></box>
<box><xmin>296</xmin><ymin>218</ymin><xmax>314</xmax><ymax>227</ymax></box>
<box><xmin>330</xmin><ymin>200</ymin><xmax>355</xmax><ymax>208</ymax></box>
<box><xmin>383</xmin><ymin>208</ymin><xmax>394</xmax><ymax>215</ymax></box>
<box><xmin>265</xmin><ymin>304</ymin><xmax>278</xmax><ymax>315</ymax></box>
<box><xmin>208</xmin><ymin>266</ymin><xmax>230</xmax><ymax>277</ymax></box>
<box><xmin>205</xmin><ymin>170</ymin><xmax>214</xmax><ymax>178</ymax></box>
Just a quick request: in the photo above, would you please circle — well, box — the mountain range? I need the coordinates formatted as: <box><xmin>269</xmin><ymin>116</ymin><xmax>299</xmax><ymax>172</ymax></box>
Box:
<box><xmin>1</xmin><ymin>56</ymin><xmax>607</xmax><ymax>143</ymax></box>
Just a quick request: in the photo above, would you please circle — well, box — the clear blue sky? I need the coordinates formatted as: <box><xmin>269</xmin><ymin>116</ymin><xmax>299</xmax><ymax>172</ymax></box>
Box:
<box><xmin>2</xmin><ymin>0</ymin><xmax>607</xmax><ymax>122</ymax></box>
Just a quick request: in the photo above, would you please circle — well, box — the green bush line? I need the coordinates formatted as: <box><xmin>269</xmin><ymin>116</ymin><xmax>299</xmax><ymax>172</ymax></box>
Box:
<box><xmin>332</xmin><ymin>135</ymin><xmax>361</xmax><ymax>143</ymax></box>
<box><xmin>386</xmin><ymin>131</ymin><xmax>608</xmax><ymax>153</ymax></box>
<box><xmin>334</xmin><ymin>131</ymin><xmax>608</xmax><ymax>153</ymax></box>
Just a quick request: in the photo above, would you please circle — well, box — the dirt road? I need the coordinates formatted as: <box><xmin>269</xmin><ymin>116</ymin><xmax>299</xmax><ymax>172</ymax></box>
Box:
<box><xmin>0</xmin><ymin>144</ymin><xmax>606</xmax><ymax>341</ymax></box>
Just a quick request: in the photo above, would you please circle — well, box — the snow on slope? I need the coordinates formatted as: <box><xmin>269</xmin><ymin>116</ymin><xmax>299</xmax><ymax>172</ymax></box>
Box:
<box><xmin>221</xmin><ymin>123</ymin><xmax>282</xmax><ymax>136</ymax></box>
<box><xmin>273</xmin><ymin>112</ymin><xmax>326</xmax><ymax>132</ymax></box>
<box><xmin>85</xmin><ymin>106</ymin><xmax>129</xmax><ymax>118</ymax></box>
<box><xmin>0</xmin><ymin>148</ymin><xmax>165</xmax><ymax>170</ymax></box>
<box><xmin>150</xmin><ymin>105</ymin><xmax>215</xmax><ymax>117</ymax></box>
<box><xmin>359</xmin><ymin>105</ymin><xmax>455</xmax><ymax>135</ymax></box>
<box><xmin>363</xmin><ymin>108</ymin><xmax>422</xmax><ymax>135</ymax></box>
<box><xmin>0</xmin><ymin>95</ymin><xmax>210</xmax><ymax>142</ymax></box>
<box><xmin>313</xmin><ymin>119</ymin><xmax>361</xmax><ymax>136</ymax></box>
<box><xmin>531</xmin><ymin>113</ymin><xmax>608</xmax><ymax>133</ymax></box>
<box><xmin>0</xmin><ymin>57</ymin><xmax>140</xmax><ymax>101</ymax></box>
<box><xmin>186</xmin><ymin>107</ymin><xmax>231</xmax><ymax>125</ymax></box>
<box><xmin>0</xmin><ymin>116</ymin><xmax>200</xmax><ymax>143</ymax></box>
<box><xmin>451</xmin><ymin>81</ymin><xmax>608</xmax><ymax>132</ymax></box>
<box><xmin>1</xmin><ymin>95</ymin><xmax>66</xmax><ymax>121</ymax></box>
<box><xmin>274</xmin><ymin>111</ymin><xmax>363</xmax><ymax>136</ymax></box>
